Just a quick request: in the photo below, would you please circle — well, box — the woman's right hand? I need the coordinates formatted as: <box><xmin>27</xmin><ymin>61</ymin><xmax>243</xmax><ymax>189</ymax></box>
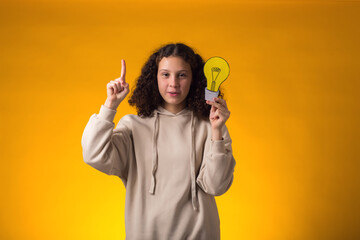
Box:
<box><xmin>105</xmin><ymin>59</ymin><xmax>129</xmax><ymax>110</ymax></box>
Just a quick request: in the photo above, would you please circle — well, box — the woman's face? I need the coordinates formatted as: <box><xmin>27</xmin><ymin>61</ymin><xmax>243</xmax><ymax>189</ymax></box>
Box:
<box><xmin>157</xmin><ymin>56</ymin><xmax>192</xmax><ymax>113</ymax></box>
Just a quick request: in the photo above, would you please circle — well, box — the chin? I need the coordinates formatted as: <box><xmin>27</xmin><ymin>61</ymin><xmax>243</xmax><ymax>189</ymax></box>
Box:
<box><xmin>164</xmin><ymin>98</ymin><xmax>185</xmax><ymax>105</ymax></box>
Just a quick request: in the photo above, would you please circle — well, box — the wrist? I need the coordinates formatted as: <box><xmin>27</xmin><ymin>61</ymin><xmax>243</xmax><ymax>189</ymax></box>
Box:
<box><xmin>211</xmin><ymin>127</ymin><xmax>223</xmax><ymax>141</ymax></box>
<box><xmin>104</xmin><ymin>99</ymin><xmax>119</xmax><ymax>110</ymax></box>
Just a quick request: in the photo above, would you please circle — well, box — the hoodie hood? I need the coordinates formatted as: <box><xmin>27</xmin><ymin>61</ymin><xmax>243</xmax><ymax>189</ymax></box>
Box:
<box><xmin>148</xmin><ymin>106</ymin><xmax>199</xmax><ymax>211</ymax></box>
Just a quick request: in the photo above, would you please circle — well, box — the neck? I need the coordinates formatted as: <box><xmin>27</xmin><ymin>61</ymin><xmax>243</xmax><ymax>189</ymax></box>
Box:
<box><xmin>162</xmin><ymin>102</ymin><xmax>186</xmax><ymax>114</ymax></box>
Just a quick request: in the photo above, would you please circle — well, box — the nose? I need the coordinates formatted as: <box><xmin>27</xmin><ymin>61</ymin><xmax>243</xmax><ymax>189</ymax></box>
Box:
<box><xmin>169</xmin><ymin>75</ymin><xmax>179</xmax><ymax>88</ymax></box>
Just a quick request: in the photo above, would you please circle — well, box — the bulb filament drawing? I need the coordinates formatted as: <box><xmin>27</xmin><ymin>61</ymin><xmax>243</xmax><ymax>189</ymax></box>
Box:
<box><xmin>211</xmin><ymin>67</ymin><xmax>221</xmax><ymax>91</ymax></box>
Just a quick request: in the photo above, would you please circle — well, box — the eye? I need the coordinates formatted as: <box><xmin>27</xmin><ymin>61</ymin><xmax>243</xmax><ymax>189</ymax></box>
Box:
<box><xmin>179</xmin><ymin>73</ymin><xmax>187</xmax><ymax>78</ymax></box>
<box><xmin>161</xmin><ymin>72</ymin><xmax>169</xmax><ymax>77</ymax></box>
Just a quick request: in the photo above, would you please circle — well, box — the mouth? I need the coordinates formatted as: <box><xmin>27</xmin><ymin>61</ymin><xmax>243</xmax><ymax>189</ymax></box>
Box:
<box><xmin>168</xmin><ymin>92</ymin><xmax>180</xmax><ymax>96</ymax></box>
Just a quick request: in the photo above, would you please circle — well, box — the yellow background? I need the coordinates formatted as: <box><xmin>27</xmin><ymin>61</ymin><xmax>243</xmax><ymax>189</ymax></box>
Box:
<box><xmin>1</xmin><ymin>0</ymin><xmax>359</xmax><ymax>239</ymax></box>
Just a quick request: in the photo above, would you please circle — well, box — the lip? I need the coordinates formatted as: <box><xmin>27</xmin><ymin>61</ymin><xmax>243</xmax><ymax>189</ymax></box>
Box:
<box><xmin>167</xmin><ymin>92</ymin><xmax>180</xmax><ymax>96</ymax></box>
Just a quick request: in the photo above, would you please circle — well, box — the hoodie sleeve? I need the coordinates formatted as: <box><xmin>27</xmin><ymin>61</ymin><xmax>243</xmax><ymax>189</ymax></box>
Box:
<box><xmin>81</xmin><ymin>105</ymin><xmax>132</xmax><ymax>180</ymax></box>
<box><xmin>196</xmin><ymin>125</ymin><xmax>236</xmax><ymax>196</ymax></box>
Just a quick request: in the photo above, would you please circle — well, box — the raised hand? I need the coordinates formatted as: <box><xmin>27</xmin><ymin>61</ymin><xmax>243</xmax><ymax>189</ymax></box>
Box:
<box><xmin>206</xmin><ymin>97</ymin><xmax>231</xmax><ymax>140</ymax></box>
<box><xmin>105</xmin><ymin>59</ymin><xmax>130</xmax><ymax>110</ymax></box>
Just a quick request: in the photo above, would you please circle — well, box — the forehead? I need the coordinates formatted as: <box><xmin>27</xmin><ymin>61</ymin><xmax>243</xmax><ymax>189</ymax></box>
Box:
<box><xmin>158</xmin><ymin>56</ymin><xmax>191</xmax><ymax>71</ymax></box>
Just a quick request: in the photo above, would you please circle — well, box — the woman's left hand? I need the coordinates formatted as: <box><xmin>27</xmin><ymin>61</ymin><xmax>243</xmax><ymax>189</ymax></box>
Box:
<box><xmin>206</xmin><ymin>97</ymin><xmax>231</xmax><ymax>131</ymax></box>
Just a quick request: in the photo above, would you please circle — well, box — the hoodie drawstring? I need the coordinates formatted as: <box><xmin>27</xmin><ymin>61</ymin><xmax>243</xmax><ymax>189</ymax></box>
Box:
<box><xmin>148</xmin><ymin>109</ymin><xmax>199</xmax><ymax>211</ymax></box>
<box><xmin>149</xmin><ymin>111</ymin><xmax>159</xmax><ymax>194</ymax></box>
<box><xmin>190</xmin><ymin>111</ymin><xmax>199</xmax><ymax>211</ymax></box>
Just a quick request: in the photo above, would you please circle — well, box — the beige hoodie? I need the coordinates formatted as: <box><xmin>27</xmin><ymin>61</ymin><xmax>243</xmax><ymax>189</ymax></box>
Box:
<box><xmin>81</xmin><ymin>104</ymin><xmax>236</xmax><ymax>240</ymax></box>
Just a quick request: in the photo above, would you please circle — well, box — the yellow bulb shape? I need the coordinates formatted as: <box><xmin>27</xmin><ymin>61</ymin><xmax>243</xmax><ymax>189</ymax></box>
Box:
<box><xmin>203</xmin><ymin>56</ymin><xmax>230</xmax><ymax>101</ymax></box>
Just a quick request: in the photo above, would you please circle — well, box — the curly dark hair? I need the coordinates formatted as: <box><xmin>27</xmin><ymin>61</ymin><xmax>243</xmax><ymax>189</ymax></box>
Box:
<box><xmin>128</xmin><ymin>43</ymin><xmax>214</xmax><ymax>118</ymax></box>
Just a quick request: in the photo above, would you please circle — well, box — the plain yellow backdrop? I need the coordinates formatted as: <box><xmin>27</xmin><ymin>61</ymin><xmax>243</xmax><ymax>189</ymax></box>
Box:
<box><xmin>1</xmin><ymin>0</ymin><xmax>359</xmax><ymax>239</ymax></box>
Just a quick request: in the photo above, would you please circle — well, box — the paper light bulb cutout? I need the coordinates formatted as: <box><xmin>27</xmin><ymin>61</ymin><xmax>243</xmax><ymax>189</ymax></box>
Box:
<box><xmin>204</xmin><ymin>56</ymin><xmax>230</xmax><ymax>101</ymax></box>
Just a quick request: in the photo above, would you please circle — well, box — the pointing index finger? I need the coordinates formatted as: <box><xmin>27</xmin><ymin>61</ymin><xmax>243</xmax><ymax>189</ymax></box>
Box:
<box><xmin>120</xmin><ymin>59</ymin><xmax>126</xmax><ymax>82</ymax></box>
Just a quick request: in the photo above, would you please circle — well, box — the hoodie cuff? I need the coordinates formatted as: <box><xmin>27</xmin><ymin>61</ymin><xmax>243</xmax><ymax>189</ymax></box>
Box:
<box><xmin>211</xmin><ymin>139</ymin><xmax>226</xmax><ymax>154</ymax></box>
<box><xmin>98</xmin><ymin>105</ymin><xmax>117</xmax><ymax>122</ymax></box>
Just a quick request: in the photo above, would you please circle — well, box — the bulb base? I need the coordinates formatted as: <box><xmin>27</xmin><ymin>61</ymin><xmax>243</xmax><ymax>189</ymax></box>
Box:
<box><xmin>205</xmin><ymin>88</ymin><xmax>219</xmax><ymax>101</ymax></box>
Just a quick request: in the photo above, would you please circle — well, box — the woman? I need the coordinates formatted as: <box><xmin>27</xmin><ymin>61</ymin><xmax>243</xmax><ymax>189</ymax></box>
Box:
<box><xmin>81</xmin><ymin>43</ymin><xmax>236</xmax><ymax>239</ymax></box>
